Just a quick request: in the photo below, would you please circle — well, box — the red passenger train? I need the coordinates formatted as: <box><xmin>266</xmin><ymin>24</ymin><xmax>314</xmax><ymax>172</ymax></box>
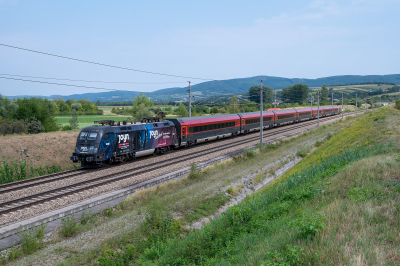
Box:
<box><xmin>167</xmin><ymin>106</ymin><xmax>341</xmax><ymax>147</ymax></box>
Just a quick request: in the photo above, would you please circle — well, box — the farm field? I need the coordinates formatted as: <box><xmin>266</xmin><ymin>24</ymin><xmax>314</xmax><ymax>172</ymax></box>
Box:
<box><xmin>56</xmin><ymin>114</ymin><xmax>182</xmax><ymax>129</ymax></box>
<box><xmin>309</xmin><ymin>84</ymin><xmax>395</xmax><ymax>94</ymax></box>
<box><xmin>55</xmin><ymin>115</ymin><xmax>132</xmax><ymax>129</ymax></box>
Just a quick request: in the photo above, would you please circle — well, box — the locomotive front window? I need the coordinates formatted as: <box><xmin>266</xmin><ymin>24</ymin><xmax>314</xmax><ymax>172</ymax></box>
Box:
<box><xmin>88</xmin><ymin>132</ymin><xmax>98</xmax><ymax>140</ymax></box>
<box><xmin>105</xmin><ymin>134</ymin><xmax>109</xmax><ymax>141</ymax></box>
<box><xmin>79</xmin><ymin>132</ymin><xmax>89</xmax><ymax>140</ymax></box>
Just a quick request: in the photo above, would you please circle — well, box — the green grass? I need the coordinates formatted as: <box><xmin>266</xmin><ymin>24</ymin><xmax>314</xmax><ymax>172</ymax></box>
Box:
<box><xmin>55</xmin><ymin>115</ymin><xmax>131</xmax><ymax>124</ymax></box>
<box><xmin>101</xmin><ymin>107</ymin><xmax>400</xmax><ymax>265</ymax></box>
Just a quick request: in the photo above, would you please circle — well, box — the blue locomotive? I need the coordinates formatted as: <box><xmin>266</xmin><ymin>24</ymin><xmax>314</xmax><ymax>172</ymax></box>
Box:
<box><xmin>70</xmin><ymin>119</ymin><xmax>178</xmax><ymax>168</ymax></box>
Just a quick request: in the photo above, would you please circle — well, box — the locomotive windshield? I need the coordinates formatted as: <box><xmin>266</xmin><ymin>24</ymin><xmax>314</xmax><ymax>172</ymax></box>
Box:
<box><xmin>79</xmin><ymin>132</ymin><xmax>89</xmax><ymax>140</ymax></box>
<box><xmin>79</xmin><ymin>132</ymin><xmax>98</xmax><ymax>140</ymax></box>
<box><xmin>88</xmin><ymin>132</ymin><xmax>98</xmax><ymax>140</ymax></box>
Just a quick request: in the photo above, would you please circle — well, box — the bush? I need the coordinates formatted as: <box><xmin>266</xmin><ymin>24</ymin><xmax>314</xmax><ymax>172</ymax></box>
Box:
<box><xmin>60</xmin><ymin>215</ymin><xmax>78</xmax><ymax>237</ymax></box>
<box><xmin>61</xmin><ymin>125</ymin><xmax>72</xmax><ymax>131</ymax></box>
<box><xmin>289</xmin><ymin>213</ymin><xmax>326</xmax><ymax>239</ymax></box>
<box><xmin>18</xmin><ymin>223</ymin><xmax>46</xmax><ymax>254</ymax></box>
<box><xmin>0</xmin><ymin>119</ymin><xmax>28</xmax><ymax>135</ymax></box>
<box><xmin>28</xmin><ymin>117</ymin><xmax>45</xmax><ymax>134</ymax></box>
<box><xmin>188</xmin><ymin>163</ymin><xmax>201</xmax><ymax>180</ymax></box>
<box><xmin>395</xmin><ymin>100</ymin><xmax>400</xmax><ymax>110</ymax></box>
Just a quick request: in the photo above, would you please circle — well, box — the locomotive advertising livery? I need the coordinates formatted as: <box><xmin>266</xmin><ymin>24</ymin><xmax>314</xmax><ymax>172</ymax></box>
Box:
<box><xmin>70</xmin><ymin>119</ymin><xmax>177</xmax><ymax>168</ymax></box>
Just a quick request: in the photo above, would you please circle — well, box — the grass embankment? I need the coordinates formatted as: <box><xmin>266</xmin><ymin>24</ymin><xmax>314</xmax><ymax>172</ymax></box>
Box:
<box><xmin>94</xmin><ymin>107</ymin><xmax>400</xmax><ymax>265</ymax></box>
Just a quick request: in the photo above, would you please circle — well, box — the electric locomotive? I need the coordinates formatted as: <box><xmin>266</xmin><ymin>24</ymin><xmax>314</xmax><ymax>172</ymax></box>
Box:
<box><xmin>70</xmin><ymin>119</ymin><xmax>178</xmax><ymax>168</ymax></box>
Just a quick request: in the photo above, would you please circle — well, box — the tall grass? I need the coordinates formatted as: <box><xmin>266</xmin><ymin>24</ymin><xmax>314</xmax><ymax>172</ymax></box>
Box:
<box><xmin>0</xmin><ymin>159</ymin><xmax>62</xmax><ymax>185</ymax></box>
<box><xmin>132</xmin><ymin>143</ymin><xmax>393</xmax><ymax>265</ymax></box>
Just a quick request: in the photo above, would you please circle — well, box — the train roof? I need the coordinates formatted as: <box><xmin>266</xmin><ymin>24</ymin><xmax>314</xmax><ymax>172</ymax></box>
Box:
<box><xmin>80</xmin><ymin>120</ymin><xmax>174</xmax><ymax>132</ymax></box>
<box><xmin>170</xmin><ymin>113</ymin><xmax>239</xmax><ymax>122</ymax></box>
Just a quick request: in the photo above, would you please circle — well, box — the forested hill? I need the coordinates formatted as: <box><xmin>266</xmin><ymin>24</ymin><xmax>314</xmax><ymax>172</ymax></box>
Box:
<box><xmin>158</xmin><ymin>74</ymin><xmax>400</xmax><ymax>95</ymax></box>
<box><xmin>5</xmin><ymin>74</ymin><xmax>400</xmax><ymax>102</ymax></box>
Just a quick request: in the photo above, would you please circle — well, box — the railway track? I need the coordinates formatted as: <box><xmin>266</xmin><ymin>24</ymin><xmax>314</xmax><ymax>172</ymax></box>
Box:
<box><xmin>0</xmin><ymin>110</ymin><xmax>367</xmax><ymax>220</ymax></box>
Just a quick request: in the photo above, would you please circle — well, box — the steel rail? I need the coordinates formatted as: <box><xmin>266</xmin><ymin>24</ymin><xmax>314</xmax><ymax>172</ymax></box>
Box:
<box><xmin>0</xmin><ymin>111</ymin><xmax>364</xmax><ymax>216</ymax></box>
<box><xmin>0</xmin><ymin>112</ymin><xmax>345</xmax><ymax>194</ymax></box>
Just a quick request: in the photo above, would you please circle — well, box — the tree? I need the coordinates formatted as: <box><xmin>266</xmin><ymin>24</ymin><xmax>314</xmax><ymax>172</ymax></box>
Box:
<box><xmin>69</xmin><ymin>109</ymin><xmax>79</xmax><ymax>129</ymax></box>
<box><xmin>248</xmin><ymin>86</ymin><xmax>274</xmax><ymax>104</ymax></box>
<box><xmin>210</xmin><ymin>106</ymin><xmax>219</xmax><ymax>114</ymax></box>
<box><xmin>174</xmin><ymin>103</ymin><xmax>189</xmax><ymax>117</ymax></box>
<box><xmin>134</xmin><ymin>104</ymin><xmax>155</xmax><ymax>120</ymax></box>
<box><xmin>321</xmin><ymin>85</ymin><xmax>329</xmax><ymax>102</ymax></box>
<box><xmin>227</xmin><ymin>96</ymin><xmax>240</xmax><ymax>113</ymax></box>
<box><xmin>281</xmin><ymin>84</ymin><xmax>309</xmax><ymax>104</ymax></box>
<box><xmin>0</xmin><ymin>94</ymin><xmax>18</xmax><ymax>119</ymax></box>
<box><xmin>132</xmin><ymin>94</ymin><xmax>153</xmax><ymax>119</ymax></box>
<box><xmin>95</xmin><ymin>100</ymin><xmax>101</xmax><ymax>106</ymax></box>
<box><xmin>11</xmin><ymin>98</ymin><xmax>59</xmax><ymax>132</ymax></box>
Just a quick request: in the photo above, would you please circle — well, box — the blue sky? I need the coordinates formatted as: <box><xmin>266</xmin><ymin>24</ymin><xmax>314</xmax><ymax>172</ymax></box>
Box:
<box><xmin>0</xmin><ymin>0</ymin><xmax>399</xmax><ymax>96</ymax></box>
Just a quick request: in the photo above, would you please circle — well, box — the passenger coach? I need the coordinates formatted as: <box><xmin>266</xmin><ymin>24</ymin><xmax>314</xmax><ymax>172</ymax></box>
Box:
<box><xmin>168</xmin><ymin>114</ymin><xmax>240</xmax><ymax>147</ymax></box>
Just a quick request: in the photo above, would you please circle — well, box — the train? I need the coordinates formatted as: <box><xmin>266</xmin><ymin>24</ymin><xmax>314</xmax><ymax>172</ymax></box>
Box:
<box><xmin>70</xmin><ymin>106</ymin><xmax>341</xmax><ymax>168</ymax></box>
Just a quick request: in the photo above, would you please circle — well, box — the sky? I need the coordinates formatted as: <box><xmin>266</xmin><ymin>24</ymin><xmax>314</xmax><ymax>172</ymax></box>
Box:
<box><xmin>0</xmin><ymin>0</ymin><xmax>399</xmax><ymax>96</ymax></box>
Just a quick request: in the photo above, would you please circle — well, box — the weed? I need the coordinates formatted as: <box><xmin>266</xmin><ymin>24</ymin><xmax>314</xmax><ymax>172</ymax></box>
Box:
<box><xmin>289</xmin><ymin>213</ymin><xmax>326</xmax><ymax>239</ymax></box>
<box><xmin>314</xmin><ymin>140</ymin><xmax>325</xmax><ymax>147</ymax></box>
<box><xmin>227</xmin><ymin>185</ymin><xmax>243</xmax><ymax>196</ymax></box>
<box><xmin>18</xmin><ymin>223</ymin><xmax>46</xmax><ymax>254</ymax></box>
<box><xmin>244</xmin><ymin>149</ymin><xmax>256</xmax><ymax>158</ymax></box>
<box><xmin>103</xmin><ymin>207</ymin><xmax>113</xmax><ymax>217</ymax></box>
<box><xmin>296</xmin><ymin>145</ymin><xmax>312</xmax><ymax>158</ymax></box>
<box><xmin>80</xmin><ymin>211</ymin><xmax>92</xmax><ymax>225</ymax></box>
<box><xmin>188</xmin><ymin>163</ymin><xmax>201</xmax><ymax>179</ymax></box>
<box><xmin>60</xmin><ymin>215</ymin><xmax>78</xmax><ymax>237</ymax></box>
<box><xmin>261</xmin><ymin>245</ymin><xmax>319</xmax><ymax>266</ymax></box>
<box><xmin>119</xmin><ymin>201</ymin><xmax>126</xmax><ymax>211</ymax></box>
<box><xmin>7</xmin><ymin>247</ymin><xmax>23</xmax><ymax>261</ymax></box>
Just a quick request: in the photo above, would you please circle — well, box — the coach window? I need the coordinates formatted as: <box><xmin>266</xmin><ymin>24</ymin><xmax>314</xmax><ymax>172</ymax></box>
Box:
<box><xmin>189</xmin><ymin>127</ymin><xmax>194</xmax><ymax>133</ymax></box>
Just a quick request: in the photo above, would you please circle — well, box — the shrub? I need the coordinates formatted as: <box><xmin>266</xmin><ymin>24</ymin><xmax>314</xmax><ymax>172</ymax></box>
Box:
<box><xmin>314</xmin><ymin>140</ymin><xmax>325</xmax><ymax>147</ymax></box>
<box><xmin>60</xmin><ymin>215</ymin><xmax>78</xmax><ymax>237</ymax></box>
<box><xmin>18</xmin><ymin>223</ymin><xmax>46</xmax><ymax>254</ymax></box>
<box><xmin>0</xmin><ymin>119</ymin><xmax>28</xmax><ymax>135</ymax></box>
<box><xmin>188</xmin><ymin>163</ymin><xmax>200</xmax><ymax>180</ymax></box>
<box><xmin>103</xmin><ymin>206</ymin><xmax>114</xmax><ymax>217</ymax></box>
<box><xmin>261</xmin><ymin>245</ymin><xmax>319</xmax><ymax>266</ymax></box>
<box><xmin>289</xmin><ymin>213</ymin><xmax>326</xmax><ymax>239</ymax></box>
<box><xmin>28</xmin><ymin>117</ymin><xmax>45</xmax><ymax>134</ymax></box>
<box><xmin>80</xmin><ymin>211</ymin><xmax>92</xmax><ymax>225</ymax></box>
<box><xmin>244</xmin><ymin>149</ymin><xmax>256</xmax><ymax>158</ymax></box>
<box><xmin>395</xmin><ymin>100</ymin><xmax>400</xmax><ymax>110</ymax></box>
<box><xmin>61</xmin><ymin>125</ymin><xmax>72</xmax><ymax>131</ymax></box>
<box><xmin>296</xmin><ymin>145</ymin><xmax>312</xmax><ymax>158</ymax></box>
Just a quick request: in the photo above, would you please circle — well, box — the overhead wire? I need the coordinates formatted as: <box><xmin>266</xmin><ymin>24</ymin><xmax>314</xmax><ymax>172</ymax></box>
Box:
<box><xmin>0</xmin><ymin>76</ymin><xmax>143</xmax><ymax>92</ymax></box>
<box><xmin>0</xmin><ymin>73</ymin><xmax>190</xmax><ymax>84</ymax></box>
<box><xmin>0</xmin><ymin>43</ymin><xmax>215</xmax><ymax>81</ymax></box>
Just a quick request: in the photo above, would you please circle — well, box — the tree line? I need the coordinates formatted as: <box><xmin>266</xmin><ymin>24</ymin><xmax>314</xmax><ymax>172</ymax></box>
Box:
<box><xmin>0</xmin><ymin>96</ymin><xmax>103</xmax><ymax>135</ymax></box>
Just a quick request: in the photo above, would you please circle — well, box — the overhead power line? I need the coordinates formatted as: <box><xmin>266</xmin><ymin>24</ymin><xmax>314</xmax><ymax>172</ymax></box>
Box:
<box><xmin>0</xmin><ymin>76</ymin><xmax>142</xmax><ymax>92</ymax></box>
<box><xmin>0</xmin><ymin>73</ymin><xmax>189</xmax><ymax>84</ymax></box>
<box><xmin>0</xmin><ymin>43</ymin><xmax>215</xmax><ymax>81</ymax></box>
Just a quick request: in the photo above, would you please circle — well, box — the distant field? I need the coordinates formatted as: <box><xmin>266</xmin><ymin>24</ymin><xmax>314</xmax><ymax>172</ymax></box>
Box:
<box><xmin>55</xmin><ymin>115</ymin><xmax>130</xmax><ymax>124</ymax></box>
<box><xmin>309</xmin><ymin>84</ymin><xmax>394</xmax><ymax>94</ymax></box>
